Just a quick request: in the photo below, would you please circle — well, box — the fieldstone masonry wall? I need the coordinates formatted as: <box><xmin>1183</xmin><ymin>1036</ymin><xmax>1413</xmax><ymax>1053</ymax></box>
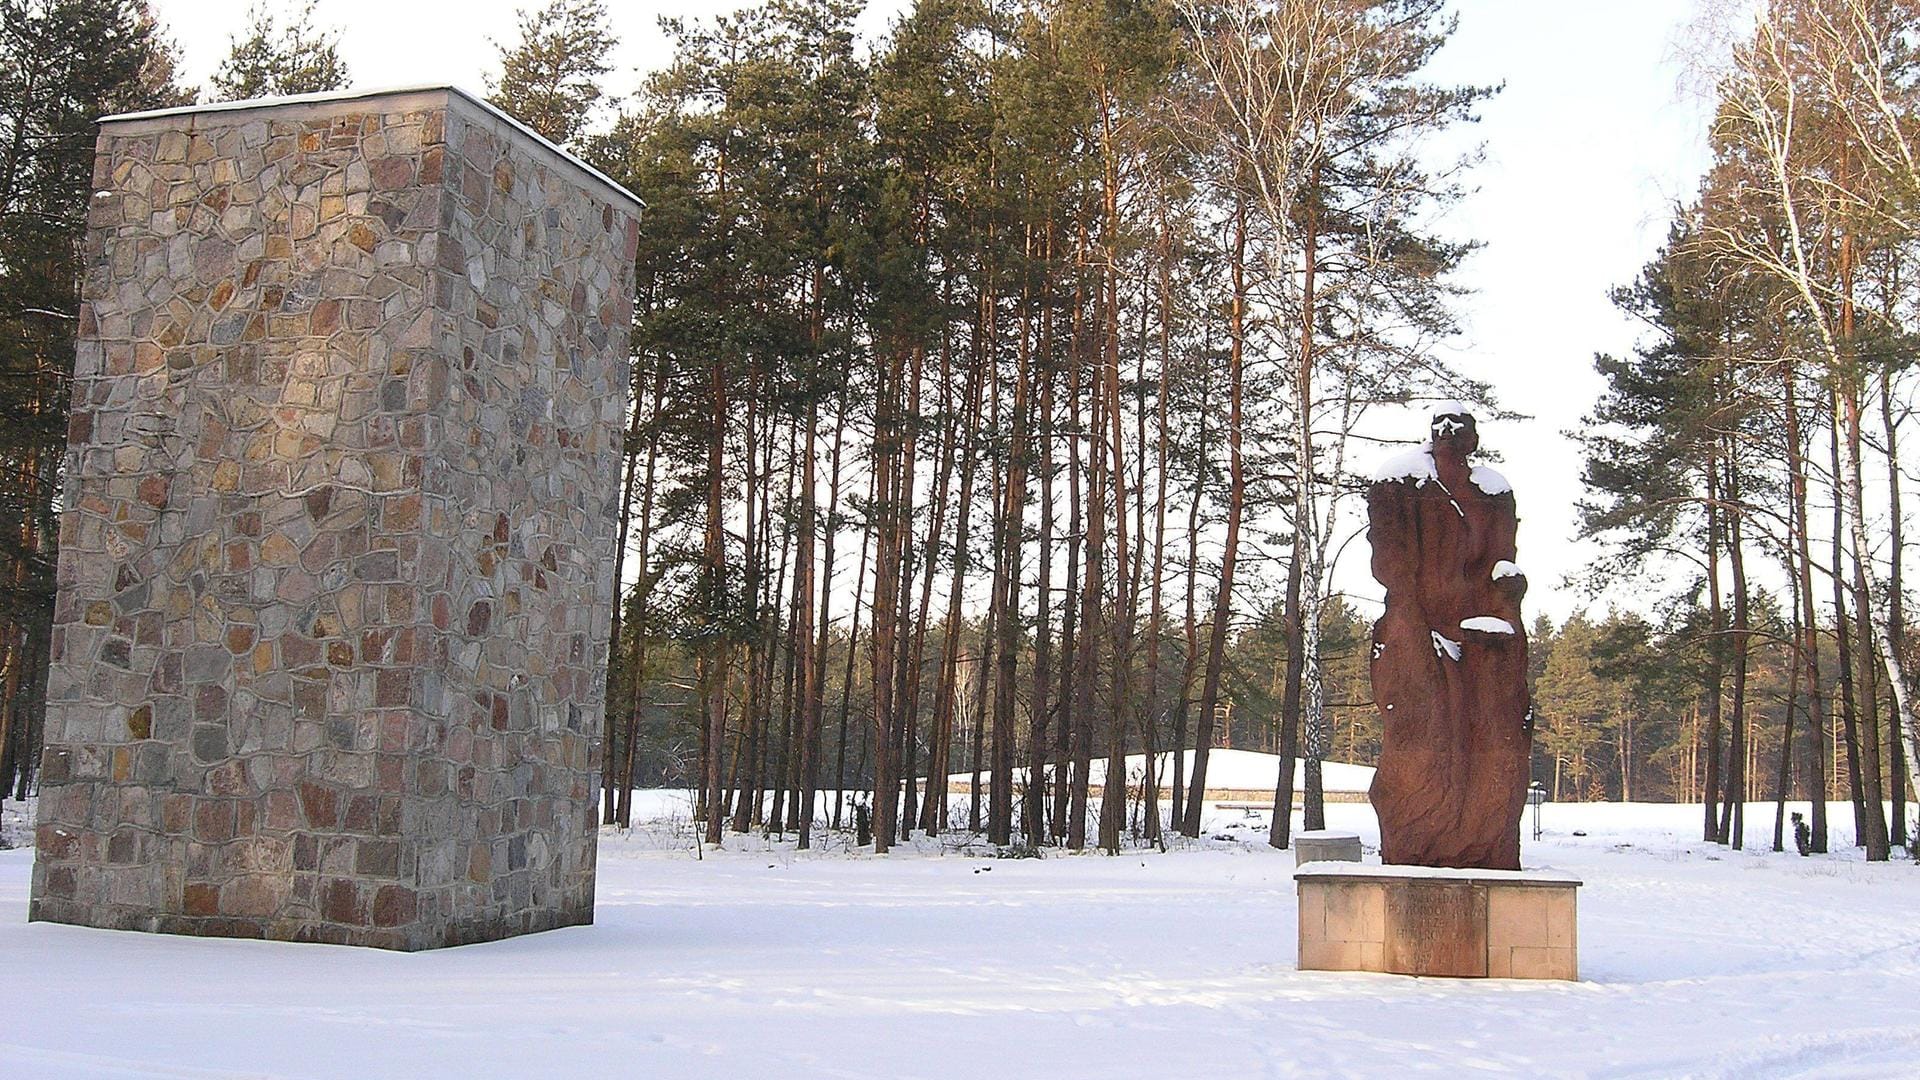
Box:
<box><xmin>29</xmin><ymin>87</ymin><xmax>640</xmax><ymax>949</ymax></box>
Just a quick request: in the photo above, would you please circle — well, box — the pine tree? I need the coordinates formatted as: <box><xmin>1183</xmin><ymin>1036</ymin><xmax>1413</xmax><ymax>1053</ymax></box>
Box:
<box><xmin>208</xmin><ymin>1</ymin><xmax>348</xmax><ymax>101</ymax></box>
<box><xmin>1534</xmin><ymin>614</ymin><xmax>1611</xmax><ymax>800</ymax></box>
<box><xmin>584</xmin><ymin>0</ymin><xmax>1522</xmax><ymax>852</ymax></box>
<box><xmin>489</xmin><ymin>0</ymin><xmax>617</xmax><ymax>147</ymax></box>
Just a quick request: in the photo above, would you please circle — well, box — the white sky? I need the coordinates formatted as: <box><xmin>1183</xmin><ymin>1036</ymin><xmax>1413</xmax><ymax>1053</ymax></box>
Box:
<box><xmin>149</xmin><ymin>0</ymin><xmax>1722</xmax><ymax>624</ymax></box>
<box><xmin>1405</xmin><ymin>1</ymin><xmax>1720</xmax><ymax>622</ymax></box>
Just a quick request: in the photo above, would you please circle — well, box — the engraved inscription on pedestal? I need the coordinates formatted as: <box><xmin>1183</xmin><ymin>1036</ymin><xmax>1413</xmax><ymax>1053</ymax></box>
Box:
<box><xmin>1383</xmin><ymin>881</ymin><xmax>1487</xmax><ymax>977</ymax></box>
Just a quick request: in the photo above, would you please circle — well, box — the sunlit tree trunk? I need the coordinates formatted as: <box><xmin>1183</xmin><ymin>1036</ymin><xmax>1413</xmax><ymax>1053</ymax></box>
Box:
<box><xmin>1183</xmin><ymin>195</ymin><xmax>1246</xmax><ymax>838</ymax></box>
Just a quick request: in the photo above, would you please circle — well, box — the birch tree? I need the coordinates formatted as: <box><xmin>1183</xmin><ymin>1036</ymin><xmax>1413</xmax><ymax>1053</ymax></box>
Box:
<box><xmin>1706</xmin><ymin>0</ymin><xmax>1920</xmax><ymax>850</ymax></box>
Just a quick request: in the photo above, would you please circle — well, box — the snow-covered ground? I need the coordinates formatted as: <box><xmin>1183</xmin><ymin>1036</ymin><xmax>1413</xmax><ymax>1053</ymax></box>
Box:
<box><xmin>2</xmin><ymin>795</ymin><xmax>1917</xmax><ymax>1079</ymax></box>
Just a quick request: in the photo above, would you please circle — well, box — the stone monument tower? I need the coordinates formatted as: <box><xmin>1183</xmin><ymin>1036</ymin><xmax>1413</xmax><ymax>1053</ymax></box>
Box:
<box><xmin>29</xmin><ymin>86</ymin><xmax>640</xmax><ymax>949</ymax></box>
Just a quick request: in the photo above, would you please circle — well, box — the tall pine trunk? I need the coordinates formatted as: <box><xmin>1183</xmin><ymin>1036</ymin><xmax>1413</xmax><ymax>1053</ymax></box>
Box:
<box><xmin>700</xmin><ymin>349</ymin><xmax>730</xmax><ymax>847</ymax></box>
<box><xmin>1882</xmin><ymin>368</ymin><xmax>1908</xmax><ymax>848</ymax></box>
<box><xmin>989</xmin><ymin>261</ymin><xmax>1032</xmax><ymax>847</ymax></box>
<box><xmin>1030</xmin><ymin>306</ymin><xmax>1058</xmax><ymax>844</ymax></box>
<box><xmin>799</xmin><ymin>389</ymin><xmax>850</xmax><ymax>849</ymax></box>
<box><xmin>1144</xmin><ymin>214</ymin><xmax>1173</xmax><ymax>843</ymax></box>
<box><xmin>1702</xmin><ymin>437</ymin><xmax>1726</xmax><ymax>842</ymax></box>
<box><xmin>1097</xmin><ymin>139</ymin><xmax>1132</xmax><ymax>854</ymax></box>
<box><xmin>1783</xmin><ymin>362</ymin><xmax>1828</xmax><ymax>851</ymax></box>
<box><xmin>1718</xmin><ymin>450</ymin><xmax>1750</xmax><ymax>850</ymax></box>
<box><xmin>1183</xmin><ymin>196</ymin><xmax>1246</xmax><ymax>838</ymax></box>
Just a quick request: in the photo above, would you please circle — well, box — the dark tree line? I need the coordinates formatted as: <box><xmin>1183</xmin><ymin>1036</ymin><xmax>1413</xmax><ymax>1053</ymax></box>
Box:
<box><xmin>27</xmin><ymin>0</ymin><xmax>1888</xmax><ymax>864</ymax></box>
<box><xmin>0</xmin><ymin>0</ymin><xmax>1521</xmax><ymax>853</ymax></box>
<box><xmin>536</xmin><ymin>0</ymin><xmax>1490</xmax><ymax>853</ymax></box>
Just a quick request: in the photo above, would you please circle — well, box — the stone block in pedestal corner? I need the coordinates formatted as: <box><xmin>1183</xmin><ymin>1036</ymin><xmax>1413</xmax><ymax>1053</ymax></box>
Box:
<box><xmin>1295</xmin><ymin>863</ymin><xmax>1580</xmax><ymax>980</ymax></box>
<box><xmin>28</xmin><ymin>86</ymin><xmax>641</xmax><ymax>950</ymax></box>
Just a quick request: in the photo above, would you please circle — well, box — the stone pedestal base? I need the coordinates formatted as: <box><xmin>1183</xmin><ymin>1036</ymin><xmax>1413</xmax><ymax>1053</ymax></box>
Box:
<box><xmin>1296</xmin><ymin>863</ymin><xmax>1579</xmax><ymax>980</ymax></box>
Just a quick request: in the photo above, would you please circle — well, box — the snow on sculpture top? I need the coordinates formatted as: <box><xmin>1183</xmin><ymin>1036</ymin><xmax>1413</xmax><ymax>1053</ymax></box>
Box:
<box><xmin>1369</xmin><ymin>426</ymin><xmax>1511</xmax><ymax>498</ymax></box>
<box><xmin>1469</xmin><ymin>465</ymin><xmax>1511</xmax><ymax>495</ymax></box>
<box><xmin>1373</xmin><ymin>443</ymin><xmax>1440</xmax><ymax>485</ymax></box>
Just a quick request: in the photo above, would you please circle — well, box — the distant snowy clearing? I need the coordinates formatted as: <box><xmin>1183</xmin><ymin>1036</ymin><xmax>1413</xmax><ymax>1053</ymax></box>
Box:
<box><xmin>3</xmin><ymin>797</ymin><xmax>1918</xmax><ymax>1078</ymax></box>
<box><xmin>953</xmin><ymin>748</ymin><xmax>1376</xmax><ymax>795</ymax></box>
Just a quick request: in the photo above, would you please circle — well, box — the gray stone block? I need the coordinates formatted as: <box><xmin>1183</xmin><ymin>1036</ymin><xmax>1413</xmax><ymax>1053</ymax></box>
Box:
<box><xmin>1294</xmin><ymin>829</ymin><xmax>1364</xmax><ymax>865</ymax></box>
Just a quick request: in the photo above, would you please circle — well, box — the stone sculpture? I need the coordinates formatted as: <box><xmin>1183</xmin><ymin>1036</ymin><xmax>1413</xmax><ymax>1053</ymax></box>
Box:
<box><xmin>1365</xmin><ymin>405</ymin><xmax>1531</xmax><ymax>870</ymax></box>
<box><xmin>29</xmin><ymin>87</ymin><xmax>640</xmax><ymax>949</ymax></box>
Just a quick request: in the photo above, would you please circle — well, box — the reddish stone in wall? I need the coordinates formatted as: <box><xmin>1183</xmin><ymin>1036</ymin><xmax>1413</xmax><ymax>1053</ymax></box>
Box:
<box><xmin>1366</xmin><ymin>408</ymin><xmax>1532</xmax><ymax>870</ymax></box>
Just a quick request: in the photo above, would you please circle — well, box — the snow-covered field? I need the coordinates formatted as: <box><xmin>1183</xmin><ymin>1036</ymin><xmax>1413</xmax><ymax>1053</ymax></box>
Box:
<box><xmin>962</xmin><ymin>747</ymin><xmax>1378</xmax><ymax>795</ymax></box>
<box><xmin>2</xmin><ymin>795</ymin><xmax>1917</xmax><ymax>1079</ymax></box>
